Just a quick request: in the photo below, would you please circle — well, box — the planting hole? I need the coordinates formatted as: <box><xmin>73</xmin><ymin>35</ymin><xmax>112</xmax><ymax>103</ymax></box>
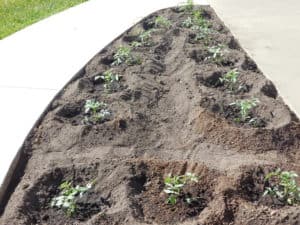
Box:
<box><xmin>261</xmin><ymin>81</ymin><xmax>278</xmax><ymax>99</ymax></box>
<box><xmin>127</xmin><ymin>160</ymin><xmax>218</xmax><ymax>224</ymax></box>
<box><xmin>19</xmin><ymin>164</ymin><xmax>110</xmax><ymax>224</ymax></box>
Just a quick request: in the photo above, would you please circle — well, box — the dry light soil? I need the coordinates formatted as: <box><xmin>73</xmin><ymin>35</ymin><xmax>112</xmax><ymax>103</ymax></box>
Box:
<box><xmin>1</xmin><ymin>5</ymin><xmax>300</xmax><ymax>225</ymax></box>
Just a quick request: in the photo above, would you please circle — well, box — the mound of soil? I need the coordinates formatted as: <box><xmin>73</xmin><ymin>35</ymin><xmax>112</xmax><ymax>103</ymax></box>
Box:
<box><xmin>1</xmin><ymin>5</ymin><xmax>300</xmax><ymax>225</ymax></box>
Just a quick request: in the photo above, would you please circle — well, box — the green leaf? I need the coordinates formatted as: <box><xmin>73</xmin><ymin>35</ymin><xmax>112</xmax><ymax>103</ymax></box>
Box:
<box><xmin>51</xmin><ymin>180</ymin><xmax>93</xmax><ymax>216</ymax></box>
<box><xmin>167</xmin><ymin>195</ymin><xmax>177</xmax><ymax>205</ymax></box>
<box><xmin>164</xmin><ymin>189</ymin><xmax>176</xmax><ymax>194</ymax></box>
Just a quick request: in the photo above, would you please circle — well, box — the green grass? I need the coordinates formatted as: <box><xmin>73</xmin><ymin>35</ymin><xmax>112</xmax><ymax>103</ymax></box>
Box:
<box><xmin>0</xmin><ymin>0</ymin><xmax>87</xmax><ymax>39</ymax></box>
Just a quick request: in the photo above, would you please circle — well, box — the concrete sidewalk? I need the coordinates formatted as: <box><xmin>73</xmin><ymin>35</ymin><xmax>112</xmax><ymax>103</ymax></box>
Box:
<box><xmin>1</xmin><ymin>0</ymin><xmax>300</xmax><ymax>189</ymax></box>
<box><xmin>210</xmin><ymin>0</ymin><xmax>300</xmax><ymax>115</ymax></box>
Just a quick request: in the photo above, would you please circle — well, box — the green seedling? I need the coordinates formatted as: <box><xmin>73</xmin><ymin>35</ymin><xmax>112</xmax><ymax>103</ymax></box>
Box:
<box><xmin>264</xmin><ymin>169</ymin><xmax>300</xmax><ymax>205</ymax></box>
<box><xmin>154</xmin><ymin>16</ymin><xmax>171</xmax><ymax>29</ymax></box>
<box><xmin>182</xmin><ymin>16</ymin><xmax>193</xmax><ymax>28</ymax></box>
<box><xmin>192</xmin><ymin>10</ymin><xmax>208</xmax><ymax>28</ymax></box>
<box><xmin>182</xmin><ymin>9</ymin><xmax>209</xmax><ymax>29</ymax></box>
<box><xmin>84</xmin><ymin>99</ymin><xmax>105</xmax><ymax>114</ymax></box>
<box><xmin>95</xmin><ymin>70</ymin><xmax>119</xmax><ymax>83</ymax></box>
<box><xmin>207</xmin><ymin>44</ymin><xmax>225</xmax><ymax>63</ymax></box>
<box><xmin>181</xmin><ymin>9</ymin><xmax>211</xmax><ymax>44</ymax></box>
<box><xmin>51</xmin><ymin>181</ymin><xmax>93</xmax><ymax>216</ymax></box>
<box><xmin>179</xmin><ymin>0</ymin><xmax>194</xmax><ymax>12</ymax></box>
<box><xmin>112</xmin><ymin>46</ymin><xmax>131</xmax><ymax>66</ymax></box>
<box><xmin>130</xmin><ymin>29</ymin><xmax>154</xmax><ymax>48</ymax></box>
<box><xmin>194</xmin><ymin>26</ymin><xmax>212</xmax><ymax>44</ymax></box>
<box><xmin>164</xmin><ymin>172</ymin><xmax>198</xmax><ymax>205</ymax></box>
<box><xmin>112</xmin><ymin>46</ymin><xmax>141</xmax><ymax>66</ymax></box>
<box><xmin>139</xmin><ymin>29</ymin><xmax>154</xmax><ymax>45</ymax></box>
<box><xmin>230</xmin><ymin>98</ymin><xmax>259</xmax><ymax>122</ymax></box>
<box><xmin>182</xmin><ymin>10</ymin><xmax>211</xmax><ymax>44</ymax></box>
<box><xmin>219</xmin><ymin>68</ymin><xmax>239</xmax><ymax>91</ymax></box>
<box><xmin>84</xmin><ymin>100</ymin><xmax>111</xmax><ymax>124</ymax></box>
<box><xmin>95</xmin><ymin>70</ymin><xmax>120</xmax><ymax>90</ymax></box>
<box><xmin>130</xmin><ymin>41</ymin><xmax>143</xmax><ymax>48</ymax></box>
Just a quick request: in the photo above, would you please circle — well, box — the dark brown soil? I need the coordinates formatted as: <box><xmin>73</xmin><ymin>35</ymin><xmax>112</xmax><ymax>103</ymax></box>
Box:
<box><xmin>1</xmin><ymin>5</ymin><xmax>300</xmax><ymax>225</ymax></box>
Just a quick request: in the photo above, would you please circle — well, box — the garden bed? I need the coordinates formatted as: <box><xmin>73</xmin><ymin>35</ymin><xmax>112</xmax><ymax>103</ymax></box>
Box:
<box><xmin>1</xmin><ymin>4</ymin><xmax>300</xmax><ymax>225</ymax></box>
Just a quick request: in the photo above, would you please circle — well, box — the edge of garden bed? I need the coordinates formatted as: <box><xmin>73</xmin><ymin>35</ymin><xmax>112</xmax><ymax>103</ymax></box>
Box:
<box><xmin>0</xmin><ymin>12</ymin><xmax>149</xmax><ymax>213</ymax></box>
